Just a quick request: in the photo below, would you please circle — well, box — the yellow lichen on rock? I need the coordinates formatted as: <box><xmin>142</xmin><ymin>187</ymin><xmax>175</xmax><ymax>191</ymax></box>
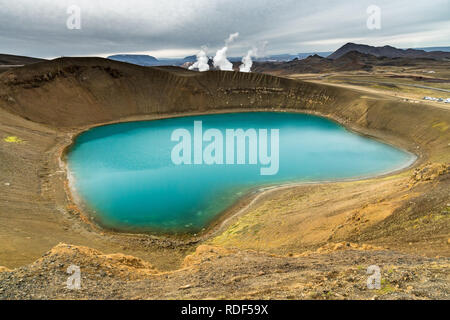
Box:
<box><xmin>3</xmin><ymin>136</ymin><xmax>24</xmax><ymax>143</ymax></box>
<box><xmin>432</xmin><ymin>121</ymin><xmax>448</xmax><ymax>132</ymax></box>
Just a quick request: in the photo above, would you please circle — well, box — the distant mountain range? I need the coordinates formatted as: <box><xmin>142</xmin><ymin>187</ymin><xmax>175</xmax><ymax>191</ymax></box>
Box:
<box><xmin>328</xmin><ymin>43</ymin><xmax>450</xmax><ymax>60</ymax></box>
<box><xmin>253</xmin><ymin>49</ymin><xmax>450</xmax><ymax>75</ymax></box>
<box><xmin>253</xmin><ymin>51</ymin><xmax>372</xmax><ymax>74</ymax></box>
<box><xmin>259</xmin><ymin>52</ymin><xmax>332</xmax><ymax>61</ymax></box>
<box><xmin>416</xmin><ymin>46</ymin><xmax>450</xmax><ymax>52</ymax></box>
<box><xmin>182</xmin><ymin>55</ymin><xmax>197</xmax><ymax>62</ymax></box>
<box><xmin>1</xmin><ymin>43</ymin><xmax>448</xmax><ymax>72</ymax></box>
<box><xmin>107</xmin><ymin>54</ymin><xmax>160</xmax><ymax>66</ymax></box>
<box><xmin>106</xmin><ymin>53</ymin><xmax>333</xmax><ymax>67</ymax></box>
<box><xmin>105</xmin><ymin>44</ymin><xmax>450</xmax><ymax>69</ymax></box>
<box><xmin>108</xmin><ymin>54</ymin><xmax>200</xmax><ymax>66</ymax></box>
<box><xmin>223</xmin><ymin>52</ymin><xmax>332</xmax><ymax>63</ymax></box>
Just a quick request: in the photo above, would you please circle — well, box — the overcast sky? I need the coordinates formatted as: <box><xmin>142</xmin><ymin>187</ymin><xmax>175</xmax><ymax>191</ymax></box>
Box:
<box><xmin>0</xmin><ymin>0</ymin><xmax>449</xmax><ymax>59</ymax></box>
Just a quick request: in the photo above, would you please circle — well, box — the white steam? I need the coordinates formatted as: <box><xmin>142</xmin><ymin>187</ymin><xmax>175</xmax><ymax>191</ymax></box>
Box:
<box><xmin>256</xmin><ymin>40</ymin><xmax>268</xmax><ymax>59</ymax></box>
<box><xmin>213</xmin><ymin>32</ymin><xmax>239</xmax><ymax>71</ymax></box>
<box><xmin>225</xmin><ymin>32</ymin><xmax>239</xmax><ymax>45</ymax></box>
<box><xmin>213</xmin><ymin>46</ymin><xmax>233</xmax><ymax>71</ymax></box>
<box><xmin>239</xmin><ymin>49</ymin><xmax>255</xmax><ymax>72</ymax></box>
<box><xmin>192</xmin><ymin>33</ymin><xmax>266</xmax><ymax>73</ymax></box>
<box><xmin>189</xmin><ymin>48</ymin><xmax>210</xmax><ymax>72</ymax></box>
<box><xmin>238</xmin><ymin>41</ymin><xmax>268</xmax><ymax>73</ymax></box>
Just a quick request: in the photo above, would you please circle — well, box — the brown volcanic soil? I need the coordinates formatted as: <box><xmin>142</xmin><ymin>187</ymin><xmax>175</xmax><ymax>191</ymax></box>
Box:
<box><xmin>0</xmin><ymin>54</ymin><xmax>44</xmax><ymax>66</ymax></box>
<box><xmin>0</xmin><ymin>57</ymin><xmax>449</xmax><ymax>299</ymax></box>
<box><xmin>0</xmin><ymin>54</ymin><xmax>45</xmax><ymax>74</ymax></box>
<box><xmin>1</xmin><ymin>243</ymin><xmax>448</xmax><ymax>299</ymax></box>
<box><xmin>253</xmin><ymin>51</ymin><xmax>450</xmax><ymax>77</ymax></box>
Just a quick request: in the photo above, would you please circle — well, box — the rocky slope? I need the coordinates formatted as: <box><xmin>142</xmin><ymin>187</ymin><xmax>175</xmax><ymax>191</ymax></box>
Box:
<box><xmin>1</xmin><ymin>243</ymin><xmax>448</xmax><ymax>299</ymax></box>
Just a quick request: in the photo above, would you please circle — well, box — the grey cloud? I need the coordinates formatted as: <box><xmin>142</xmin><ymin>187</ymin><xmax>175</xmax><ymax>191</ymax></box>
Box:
<box><xmin>0</xmin><ymin>0</ymin><xmax>448</xmax><ymax>58</ymax></box>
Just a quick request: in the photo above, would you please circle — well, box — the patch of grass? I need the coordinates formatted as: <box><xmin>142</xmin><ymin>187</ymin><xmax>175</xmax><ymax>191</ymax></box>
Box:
<box><xmin>432</xmin><ymin>122</ymin><xmax>449</xmax><ymax>132</ymax></box>
<box><xmin>376</xmin><ymin>279</ymin><xmax>397</xmax><ymax>295</ymax></box>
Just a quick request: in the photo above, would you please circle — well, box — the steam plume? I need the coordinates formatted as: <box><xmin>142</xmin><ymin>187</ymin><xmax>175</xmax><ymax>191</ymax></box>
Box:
<box><xmin>189</xmin><ymin>48</ymin><xmax>210</xmax><ymax>72</ymax></box>
<box><xmin>225</xmin><ymin>32</ymin><xmax>239</xmax><ymax>45</ymax></box>
<box><xmin>256</xmin><ymin>40</ymin><xmax>268</xmax><ymax>59</ymax></box>
<box><xmin>238</xmin><ymin>41</ymin><xmax>268</xmax><ymax>73</ymax></box>
<box><xmin>239</xmin><ymin>49</ymin><xmax>254</xmax><ymax>72</ymax></box>
<box><xmin>213</xmin><ymin>32</ymin><xmax>239</xmax><ymax>71</ymax></box>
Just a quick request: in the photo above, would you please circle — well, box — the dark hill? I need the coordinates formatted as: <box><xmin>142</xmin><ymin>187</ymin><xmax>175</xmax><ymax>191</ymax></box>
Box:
<box><xmin>253</xmin><ymin>51</ymin><xmax>378</xmax><ymax>74</ymax></box>
<box><xmin>0</xmin><ymin>53</ymin><xmax>45</xmax><ymax>65</ymax></box>
<box><xmin>328</xmin><ymin>43</ymin><xmax>450</xmax><ymax>60</ymax></box>
<box><xmin>0</xmin><ymin>54</ymin><xmax>45</xmax><ymax>73</ymax></box>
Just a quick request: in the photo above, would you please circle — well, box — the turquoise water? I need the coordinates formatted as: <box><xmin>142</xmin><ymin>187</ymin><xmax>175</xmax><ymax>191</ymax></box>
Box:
<box><xmin>67</xmin><ymin>112</ymin><xmax>415</xmax><ymax>233</ymax></box>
